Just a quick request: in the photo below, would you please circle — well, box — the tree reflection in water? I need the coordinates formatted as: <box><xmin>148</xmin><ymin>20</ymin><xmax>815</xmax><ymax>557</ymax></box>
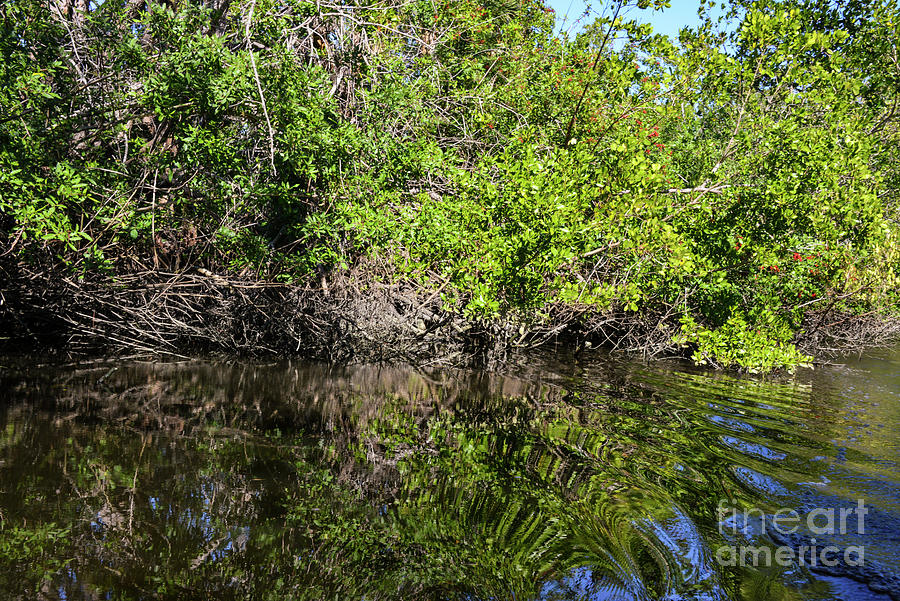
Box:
<box><xmin>0</xmin><ymin>355</ymin><xmax>898</xmax><ymax>600</ymax></box>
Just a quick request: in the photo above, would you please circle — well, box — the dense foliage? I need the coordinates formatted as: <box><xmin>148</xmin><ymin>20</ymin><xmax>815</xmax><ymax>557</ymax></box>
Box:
<box><xmin>1</xmin><ymin>0</ymin><xmax>898</xmax><ymax>369</ymax></box>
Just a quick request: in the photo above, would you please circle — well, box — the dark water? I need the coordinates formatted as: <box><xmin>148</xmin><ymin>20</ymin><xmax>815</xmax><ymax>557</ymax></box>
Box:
<box><xmin>0</xmin><ymin>350</ymin><xmax>898</xmax><ymax>601</ymax></box>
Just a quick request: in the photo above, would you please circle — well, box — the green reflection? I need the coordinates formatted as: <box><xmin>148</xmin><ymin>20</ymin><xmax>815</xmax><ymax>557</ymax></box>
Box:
<box><xmin>0</xmin><ymin>356</ymin><xmax>897</xmax><ymax>600</ymax></box>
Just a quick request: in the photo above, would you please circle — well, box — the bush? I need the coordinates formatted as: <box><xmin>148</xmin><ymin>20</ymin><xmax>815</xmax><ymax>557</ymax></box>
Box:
<box><xmin>1</xmin><ymin>0</ymin><xmax>898</xmax><ymax>370</ymax></box>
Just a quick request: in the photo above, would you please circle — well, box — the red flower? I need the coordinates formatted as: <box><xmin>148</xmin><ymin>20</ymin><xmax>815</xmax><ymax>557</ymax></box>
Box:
<box><xmin>792</xmin><ymin>252</ymin><xmax>802</xmax><ymax>261</ymax></box>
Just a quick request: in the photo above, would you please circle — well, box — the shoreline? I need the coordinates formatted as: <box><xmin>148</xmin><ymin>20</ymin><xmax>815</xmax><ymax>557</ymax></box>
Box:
<box><xmin>3</xmin><ymin>263</ymin><xmax>897</xmax><ymax>370</ymax></box>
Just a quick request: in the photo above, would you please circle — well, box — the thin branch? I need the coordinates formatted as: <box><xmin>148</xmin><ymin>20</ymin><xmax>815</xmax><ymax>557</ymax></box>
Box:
<box><xmin>563</xmin><ymin>0</ymin><xmax>624</xmax><ymax>146</ymax></box>
<box><xmin>246</xmin><ymin>0</ymin><xmax>277</xmax><ymax>175</ymax></box>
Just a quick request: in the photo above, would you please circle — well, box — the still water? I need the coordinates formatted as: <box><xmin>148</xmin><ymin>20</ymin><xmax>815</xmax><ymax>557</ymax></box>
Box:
<box><xmin>0</xmin><ymin>351</ymin><xmax>898</xmax><ymax>600</ymax></box>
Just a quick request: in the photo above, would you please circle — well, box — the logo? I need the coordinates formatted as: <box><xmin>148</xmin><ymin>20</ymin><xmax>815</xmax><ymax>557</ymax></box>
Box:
<box><xmin>715</xmin><ymin>499</ymin><xmax>868</xmax><ymax>567</ymax></box>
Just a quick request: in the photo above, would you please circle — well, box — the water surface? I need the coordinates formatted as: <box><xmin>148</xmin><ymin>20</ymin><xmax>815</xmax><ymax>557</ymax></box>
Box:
<box><xmin>0</xmin><ymin>351</ymin><xmax>898</xmax><ymax>600</ymax></box>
